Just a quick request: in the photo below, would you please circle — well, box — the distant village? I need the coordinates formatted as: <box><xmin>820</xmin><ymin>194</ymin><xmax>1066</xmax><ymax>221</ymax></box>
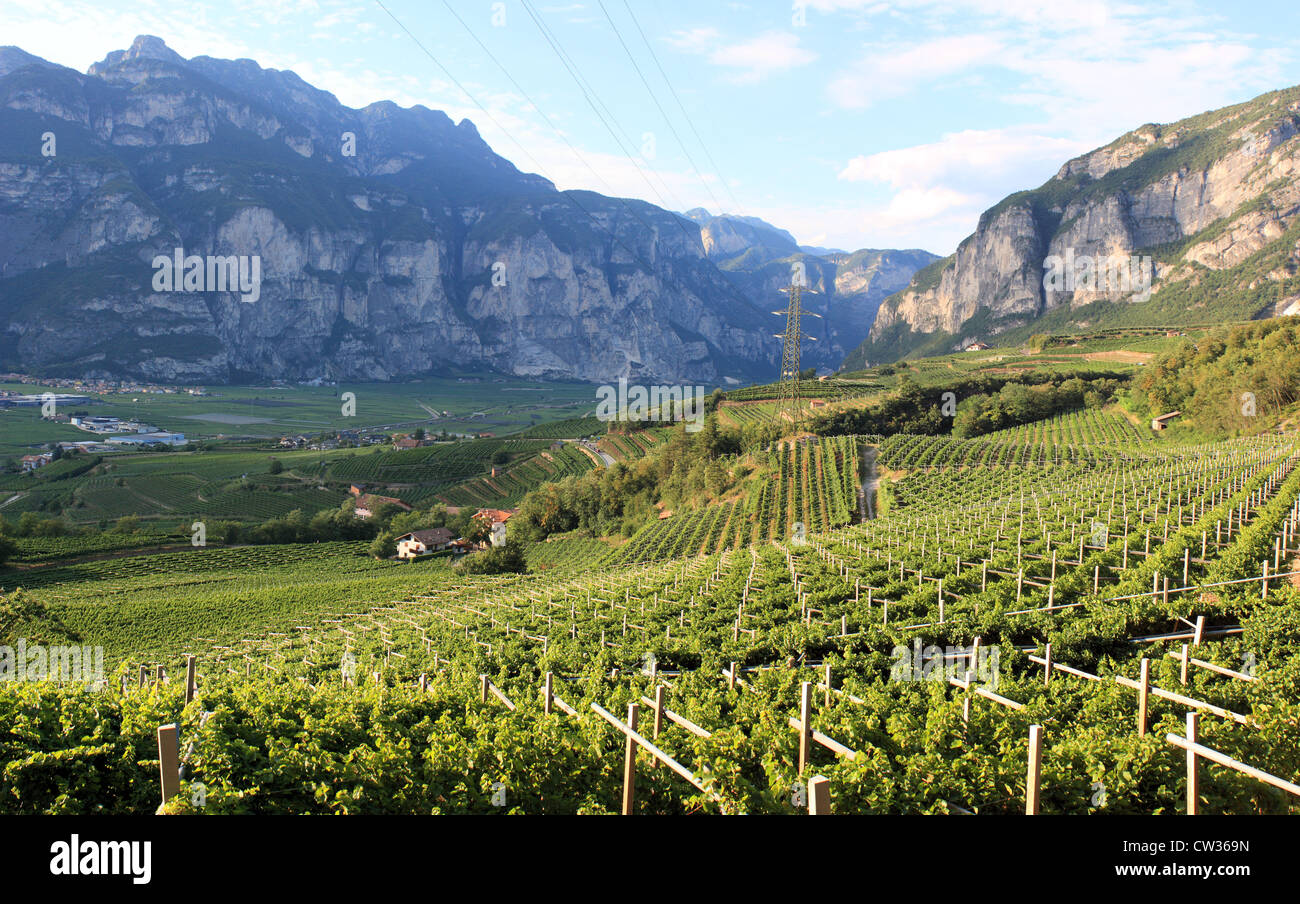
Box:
<box><xmin>0</xmin><ymin>373</ymin><xmax>208</xmax><ymax>397</ymax></box>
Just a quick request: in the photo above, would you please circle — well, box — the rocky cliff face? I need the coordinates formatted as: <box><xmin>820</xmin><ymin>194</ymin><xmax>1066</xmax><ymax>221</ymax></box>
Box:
<box><xmin>0</xmin><ymin>37</ymin><xmax>813</xmax><ymax>385</ymax></box>
<box><xmin>852</xmin><ymin>87</ymin><xmax>1300</xmax><ymax>366</ymax></box>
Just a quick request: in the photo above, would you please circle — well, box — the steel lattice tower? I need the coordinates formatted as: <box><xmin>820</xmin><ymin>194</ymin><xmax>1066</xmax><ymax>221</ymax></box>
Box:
<box><xmin>774</xmin><ymin>280</ymin><xmax>815</xmax><ymax>429</ymax></box>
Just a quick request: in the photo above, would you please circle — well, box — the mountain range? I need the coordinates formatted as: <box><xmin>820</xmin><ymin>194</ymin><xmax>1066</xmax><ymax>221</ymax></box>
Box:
<box><xmin>847</xmin><ymin>86</ymin><xmax>1300</xmax><ymax>368</ymax></box>
<box><xmin>0</xmin><ymin>36</ymin><xmax>934</xmax><ymax>385</ymax></box>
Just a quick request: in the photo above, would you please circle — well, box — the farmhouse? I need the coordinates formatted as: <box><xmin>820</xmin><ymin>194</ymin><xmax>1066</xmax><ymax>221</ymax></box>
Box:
<box><xmin>1151</xmin><ymin>411</ymin><xmax>1182</xmax><ymax>431</ymax></box>
<box><xmin>354</xmin><ymin>493</ymin><xmax>412</xmax><ymax>519</ymax></box>
<box><xmin>474</xmin><ymin>508</ymin><xmax>514</xmax><ymax>526</ymax></box>
<box><xmin>20</xmin><ymin>453</ymin><xmax>52</xmax><ymax>471</ymax></box>
<box><xmin>396</xmin><ymin>527</ymin><xmax>455</xmax><ymax>559</ymax></box>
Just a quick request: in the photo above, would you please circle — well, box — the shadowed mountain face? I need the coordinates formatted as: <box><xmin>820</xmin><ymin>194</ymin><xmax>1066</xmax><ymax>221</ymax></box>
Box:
<box><xmin>0</xmin><ymin>37</ymin><xmax>934</xmax><ymax>386</ymax></box>
<box><xmin>847</xmin><ymin>86</ymin><xmax>1300</xmax><ymax>369</ymax></box>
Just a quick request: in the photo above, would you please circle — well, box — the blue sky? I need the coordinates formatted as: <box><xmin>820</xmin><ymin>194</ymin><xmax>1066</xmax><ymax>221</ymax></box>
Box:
<box><xmin>7</xmin><ymin>0</ymin><xmax>1300</xmax><ymax>254</ymax></box>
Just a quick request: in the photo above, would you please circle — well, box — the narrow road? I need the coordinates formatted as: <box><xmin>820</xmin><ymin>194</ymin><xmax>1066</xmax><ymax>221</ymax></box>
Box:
<box><xmin>579</xmin><ymin>439</ymin><xmax>615</xmax><ymax>466</ymax></box>
<box><xmin>859</xmin><ymin>443</ymin><xmax>878</xmax><ymax>521</ymax></box>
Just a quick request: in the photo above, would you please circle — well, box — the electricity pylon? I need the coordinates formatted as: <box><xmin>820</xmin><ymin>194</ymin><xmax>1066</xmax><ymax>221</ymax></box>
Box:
<box><xmin>773</xmin><ymin>279</ymin><xmax>819</xmax><ymax>430</ymax></box>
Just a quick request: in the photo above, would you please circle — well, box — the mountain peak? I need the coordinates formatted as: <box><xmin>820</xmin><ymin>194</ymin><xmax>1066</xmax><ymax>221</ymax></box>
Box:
<box><xmin>0</xmin><ymin>45</ymin><xmax>60</xmax><ymax>78</ymax></box>
<box><xmin>88</xmin><ymin>35</ymin><xmax>187</xmax><ymax>76</ymax></box>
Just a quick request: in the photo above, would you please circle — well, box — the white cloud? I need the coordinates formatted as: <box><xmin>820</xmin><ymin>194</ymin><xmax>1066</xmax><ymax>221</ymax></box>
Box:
<box><xmin>827</xmin><ymin>34</ymin><xmax>1005</xmax><ymax>108</ymax></box>
<box><xmin>832</xmin><ymin>128</ymin><xmax>1090</xmax><ymax>251</ymax></box>
<box><xmin>665</xmin><ymin>27</ymin><xmax>722</xmax><ymax>53</ymax></box>
<box><xmin>669</xmin><ymin>29</ymin><xmax>817</xmax><ymax>84</ymax></box>
<box><xmin>839</xmin><ymin>128</ymin><xmax>1083</xmax><ymax>189</ymax></box>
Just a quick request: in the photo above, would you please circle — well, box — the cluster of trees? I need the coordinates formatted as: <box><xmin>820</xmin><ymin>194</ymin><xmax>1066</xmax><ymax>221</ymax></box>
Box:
<box><xmin>951</xmin><ymin>376</ymin><xmax>1122</xmax><ymax>437</ymax></box>
<box><xmin>812</xmin><ymin>371</ymin><xmax>1126</xmax><ymax>438</ymax></box>
<box><xmin>511</xmin><ymin>418</ymin><xmax>745</xmax><ymax>542</ymax></box>
<box><xmin>4</xmin><ymin>512</ymin><xmax>75</xmax><ymax>538</ymax></box>
<box><xmin>454</xmin><ymin>539</ymin><xmax>527</xmax><ymax>575</ymax></box>
<box><xmin>224</xmin><ymin>501</ymin><xmax>482</xmax><ymax>556</ymax></box>
<box><xmin>1133</xmin><ymin>320</ymin><xmax>1300</xmax><ymax>437</ymax></box>
<box><xmin>220</xmin><ymin>508</ymin><xmax>378</xmax><ymax>547</ymax></box>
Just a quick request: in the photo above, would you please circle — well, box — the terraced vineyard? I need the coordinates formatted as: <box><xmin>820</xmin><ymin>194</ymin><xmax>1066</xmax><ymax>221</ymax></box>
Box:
<box><xmin>6</xmin><ymin>421</ymin><xmax>1300</xmax><ymax>816</ymax></box>
<box><xmin>597</xmin><ymin>429</ymin><xmax>670</xmax><ymax>461</ymax></box>
<box><xmin>327</xmin><ymin>439</ymin><xmax>548</xmax><ymax>485</ymax></box>
<box><xmin>438</xmin><ymin>443</ymin><xmax>596</xmax><ymax>508</ymax></box>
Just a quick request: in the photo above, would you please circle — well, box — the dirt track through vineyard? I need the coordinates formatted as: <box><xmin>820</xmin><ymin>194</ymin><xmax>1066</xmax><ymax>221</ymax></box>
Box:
<box><xmin>859</xmin><ymin>444</ymin><xmax>878</xmax><ymax>521</ymax></box>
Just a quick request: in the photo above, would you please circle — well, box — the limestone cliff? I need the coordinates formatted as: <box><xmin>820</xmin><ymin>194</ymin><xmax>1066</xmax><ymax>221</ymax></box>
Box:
<box><xmin>850</xmin><ymin>86</ymin><xmax>1300</xmax><ymax>367</ymax></box>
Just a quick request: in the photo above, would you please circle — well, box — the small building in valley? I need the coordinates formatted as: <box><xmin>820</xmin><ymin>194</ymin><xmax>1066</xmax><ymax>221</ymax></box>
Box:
<box><xmin>106</xmin><ymin>431</ymin><xmax>187</xmax><ymax>446</ymax></box>
<box><xmin>396</xmin><ymin>527</ymin><xmax>456</xmax><ymax>559</ymax></box>
<box><xmin>20</xmin><ymin>453</ymin><xmax>52</xmax><ymax>471</ymax></box>
<box><xmin>1151</xmin><ymin>411</ymin><xmax>1182</xmax><ymax>431</ymax></box>
<box><xmin>354</xmin><ymin>493</ymin><xmax>412</xmax><ymax>519</ymax></box>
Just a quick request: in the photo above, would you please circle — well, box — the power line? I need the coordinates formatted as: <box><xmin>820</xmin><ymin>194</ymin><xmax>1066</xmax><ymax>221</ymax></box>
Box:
<box><xmin>370</xmin><ymin>0</ymin><xmax>674</xmax><ymax>288</ymax></box>
<box><xmin>518</xmin><ymin>0</ymin><xmax>696</xmax><ymax>239</ymax></box>
<box><xmin>438</xmin><ymin>0</ymin><xmax>618</xmax><ymax>200</ymax></box>
<box><xmin>369</xmin><ymin>0</ymin><xmax>776</xmax><ymax>378</ymax></box>
<box><xmin>624</xmin><ymin>0</ymin><xmax>744</xmax><ymax>216</ymax></box>
<box><xmin>596</xmin><ymin>0</ymin><xmax>726</xmax><ymax>217</ymax></box>
<box><xmin>434</xmin><ymin>0</ymin><xmax>738</xmax><ymax>299</ymax></box>
<box><xmin>436</xmin><ymin>0</ymin><xmax>683</xmax><ymax>249</ymax></box>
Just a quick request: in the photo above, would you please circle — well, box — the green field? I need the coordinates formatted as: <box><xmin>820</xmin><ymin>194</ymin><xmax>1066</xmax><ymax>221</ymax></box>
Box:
<box><xmin>0</xmin><ymin>375</ymin><xmax>598</xmax><ymax>455</ymax></box>
<box><xmin>0</xmin><ymin>377</ymin><xmax>613</xmax><ymax>528</ymax></box>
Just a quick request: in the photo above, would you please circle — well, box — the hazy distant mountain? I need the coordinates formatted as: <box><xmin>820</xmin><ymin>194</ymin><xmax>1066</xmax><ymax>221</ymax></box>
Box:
<box><xmin>682</xmin><ymin>208</ymin><xmax>937</xmax><ymax>369</ymax></box>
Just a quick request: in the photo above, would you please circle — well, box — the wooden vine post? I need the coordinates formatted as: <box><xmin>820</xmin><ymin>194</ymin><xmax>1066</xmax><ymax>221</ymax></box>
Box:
<box><xmin>1026</xmin><ymin>725</ymin><xmax>1042</xmax><ymax>815</ymax></box>
<box><xmin>798</xmin><ymin>681</ymin><xmax>813</xmax><ymax>775</ymax></box>
<box><xmin>808</xmin><ymin>776</ymin><xmax>831</xmax><ymax>815</ymax></box>
<box><xmin>1185</xmin><ymin>713</ymin><xmax>1199</xmax><ymax>815</ymax></box>
<box><xmin>156</xmin><ymin>724</ymin><xmax>181</xmax><ymax>807</ymax></box>
<box><xmin>653</xmin><ymin>686</ymin><xmax>666</xmax><ymax>741</ymax></box>
<box><xmin>1137</xmin><ymin>658</ymin><xmax>1151</xmax><ymax>737</ymax></box>
<box><xmin>622</xmin><ymin>703</ymin><xmax>639</xmax><ymax>815</ymax></box>
<box><xmin>184</xmin><ymin>654</ymin><xmax>196</xmax><ymax>705</ymax></box>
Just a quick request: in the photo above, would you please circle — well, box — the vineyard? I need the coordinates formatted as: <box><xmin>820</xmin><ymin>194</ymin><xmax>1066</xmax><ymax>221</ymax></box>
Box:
<box><xmin>437</xmin><ymin>443</ymin><xmax>596</xmax><ymax>508</ymax></box>
<box><xmin>326</xmin><ymin>439</ymin><xmax>549</xmax><ymax>485</ymax></box>
<box><xmin>4</xmin><ymin>417</ymin><xmax>1300</xmax><ymax>816</ymax></box>
<box><xmin>602</xmin><ymin>435</ymin><xmax>862</xmax><ymax>565</ymax></box>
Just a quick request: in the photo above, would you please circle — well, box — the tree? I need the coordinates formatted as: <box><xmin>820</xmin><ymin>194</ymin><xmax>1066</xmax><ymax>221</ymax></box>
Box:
<box><xmin>455</xmin><ymin>539</ymin><xmax>527</xmax><ymax>575</ymax></box>
<box><xmin>113</xmin><ymin>515</ymin><xmax>141</xmax><ymax>534</ymax></box>
<box><xmin>369</xmin><ymin>531</ymin><xmax>397</xmax><ymax>559</ymax></box>
<box><xmin>268</xmin><ymin>459</ymin><xmax>284</xmax><ymax>474</ymax></box>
